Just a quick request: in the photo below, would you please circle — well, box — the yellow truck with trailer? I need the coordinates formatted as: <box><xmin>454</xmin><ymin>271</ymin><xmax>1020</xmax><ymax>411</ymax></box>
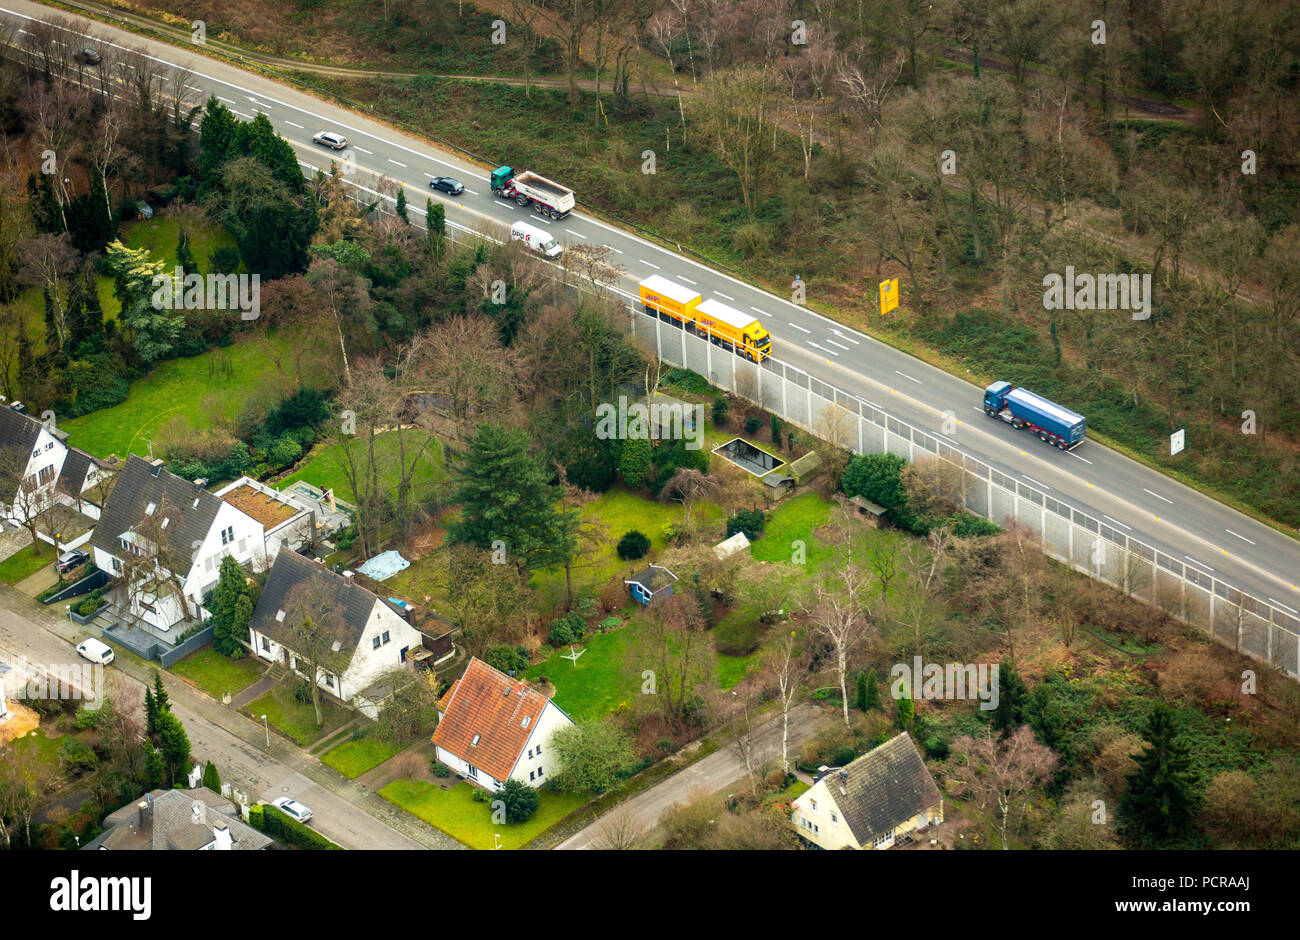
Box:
<box><xmin>637</xmin><ymin>275</ymin><xmax>772</xmax><ymax>362</ymax></box>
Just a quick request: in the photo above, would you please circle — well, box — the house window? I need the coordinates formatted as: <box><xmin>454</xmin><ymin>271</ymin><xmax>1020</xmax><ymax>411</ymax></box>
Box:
<box><xmin>809</xmin><ymin>799</ymin><xmax>817</xmax><ymax>812</ymax></box>
<box><xmin>831</xmin><ymin>812</ymin><xmax>838</xmax><ymax>824</ymax></box>
<box><xmin>536</xmin><ymin>767</ymin><xmax>543</xmax><ymax>778</ymax></box>
<box><xmin>112</xmin><ymin>559</ymin><xmax>122</xmax><ymax>573</ymax></box>
<box><xmin>45</xmin><ymin>442</ymin><xmax>54</xmax><ymax>451</ymax></box>
<box><xmin>381</xmin><ymin>631</ymin><xmax>390</xmax><ymax>645</ymax></box>
<box><xmin>874</xmin><ymin>831</ymin><xmax>892</xmax><ymax>848</ymax></box>
<box><xmin>323</xmin><ymin>675</ymin><xmax>334</xmax><ymax>689</ymax></box>
<box><xmin>529</xmin><ymin>771</ymin><xmax>535</xmax><ymax>781</ymax></box>
<box><xmin>37</xmin><ymin>465</ymin><xmax>55</xmax><ymax>486</ymax></box>
<box><xmin>261</xmin><ymin>636</ymin><xmax>270</xmax><ymax>652</ymax></box>
<box><xmin>372</xmin><ymin>636</ymin><xmax>381</xmax><ymax>650</ymax></box>
<box><xmin>535</xmin><ymin>744</ymin><xmax>542</xmax><ymax>755</ymax></box>
<box><xmin>527</xmin><ymin>748</ymin><xmax>533</xmax><ymax>760</ymax></box>
<box><xmin>466</xmin><ymin>764</ymin><xmax>478</xmax><ymax>780</ymax></box>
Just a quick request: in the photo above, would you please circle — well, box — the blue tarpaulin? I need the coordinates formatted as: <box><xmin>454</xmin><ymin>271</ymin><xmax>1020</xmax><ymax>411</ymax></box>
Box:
<box><xmin>357</xmin><ymin>550</ymin><xmax>410</xmax><ymax>581</ymax></box>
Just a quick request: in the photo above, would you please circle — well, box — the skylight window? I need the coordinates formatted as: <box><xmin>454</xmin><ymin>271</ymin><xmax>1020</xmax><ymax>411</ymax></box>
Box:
<box><xmin>521</xmin><ymin>716</ymin><xmax>531</xmax><ymax>728</ymax></box>
<box><xmin>145</xmin><ymin>501</ymin><xmax>156</xmax><ymax>516</ymax></box>
<box><xmin>471</xmin><ymin>734</ymin><xmax>481</xmax><ymax>746</ymax></box>
<box><xmin>275</xmin><ymin>609</ymin><xmax>285</xmax><ymax>622</ymax></box>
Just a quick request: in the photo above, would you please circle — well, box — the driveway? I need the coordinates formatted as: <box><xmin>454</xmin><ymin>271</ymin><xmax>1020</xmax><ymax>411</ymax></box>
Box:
<box><xmin>556</xmin><ymin>702</ymin><xmax>823</xmax><ymax>849</ymax></box>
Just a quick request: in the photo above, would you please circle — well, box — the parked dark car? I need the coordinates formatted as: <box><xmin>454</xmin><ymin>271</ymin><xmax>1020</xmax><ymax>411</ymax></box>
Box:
<box><xmin>57</xmin><ymin>549</ymin><xmax>89</xmax><ymax>574</ymax></box>
<box><xmin>429</xmin><ymin>176</ymin><xmax>465</xmax><ymax>196</ymax></box>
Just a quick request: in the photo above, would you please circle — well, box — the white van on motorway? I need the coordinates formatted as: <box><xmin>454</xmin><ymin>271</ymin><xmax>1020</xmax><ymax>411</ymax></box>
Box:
<box><xmin>511</xmin><ymin>221</ymin><xmax>563</xmax><ymax>258</ymax></box>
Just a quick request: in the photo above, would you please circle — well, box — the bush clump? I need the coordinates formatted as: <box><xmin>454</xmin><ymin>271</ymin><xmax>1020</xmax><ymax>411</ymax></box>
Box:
<box><xmin>616</xmin><ymin>529</ymin><xmax>651</xmax><ymax>560</ymax></box>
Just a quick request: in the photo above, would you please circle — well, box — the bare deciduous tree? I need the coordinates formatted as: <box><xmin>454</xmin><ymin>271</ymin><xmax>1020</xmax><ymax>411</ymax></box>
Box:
<box><xmin>946</xmin><ymin>725</ymin><xmax>1058</xmax><ymax>850</ymax></box>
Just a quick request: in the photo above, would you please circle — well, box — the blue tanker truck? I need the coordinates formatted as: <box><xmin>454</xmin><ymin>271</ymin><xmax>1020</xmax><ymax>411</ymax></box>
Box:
<box><xmin>983</xmin><ymin>381</ymin><xmax>1087</xmax><ymax>450</ymax></box>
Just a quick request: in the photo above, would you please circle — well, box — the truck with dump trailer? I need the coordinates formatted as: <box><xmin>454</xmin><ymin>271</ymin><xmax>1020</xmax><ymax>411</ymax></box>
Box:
<box><xmin>638</xmin><ymin>275</ymin><xmax>772</xmax><ymax>362</ymax></box>
<box><xmin>983</xmin><ymin>381</ymin><xmax>1086</xmax><ymax>449</ymax></box>
<box><xmin>491</xmin><ymin>166</ymin><xmax>575</xmax><ymax>219</ymax></box>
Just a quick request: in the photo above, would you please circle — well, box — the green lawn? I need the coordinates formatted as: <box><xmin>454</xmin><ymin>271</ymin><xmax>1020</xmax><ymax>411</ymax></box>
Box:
<box><xmin>168</xmin><ymin>645</ymin><xmax>264</xmax><ymax>699</ymax></box>
<box><xmin>59</xmin><ymin>335</ymin><xmax>290</xmax><ymax>461</ymax></box>
<box><xmin>715</xmin><ymin>650</ymin><xmax>762</xmax><ymax>690</ymax></box>
<box><xmin>379</xmin><ymin>779</ymin><xmax>587</xmax><ymax>849</ymax></box>
<box><xmin>530</xmin><ymin>485</ymin><xmax>724</xmax><ymax>609</ymax></box>
<box><xmin>277</xmin><ymin>431</ymin><xmax>450</xmax><ymax>505</ymax></box>
<box><xmin>0</xmin><ymin>543</ymin><xmax>53</xmax><ymax>584</ymax></box>
<box><xmin>244</xmin><ymin>687</ymin><xmax>352</xmax><ymax>746</ymax></box>
<box><xmin>750</xmin><ymin>491</ymin><xmax>835</xmax><ymax>569</ymax></box>
<box><xmin>524</xmin><ymin>622</ymin><xmax>652</xmax><ymax>723</ymax></box>
<box><xmin>8</xmin><ymin>726</ymin><xmax>64</xmax><ymax>765</ymax></box>
<box><xmin>321</xmin><ymin>735</ymin><xmax>404</xmax><ymax>778</ymax></box>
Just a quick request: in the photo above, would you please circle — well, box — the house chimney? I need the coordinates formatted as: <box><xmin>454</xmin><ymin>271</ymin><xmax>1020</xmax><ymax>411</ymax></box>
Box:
<box><xmin>325</xmin><ymin>488</ymin><xmax>336</xmax><ymax>512</ymax></box>
<box><xmin>212</xmin><ymin>824</ymin><xmax>233</xmax><ymax>850</ymax></box>
<box><xmin>137</xmin><ymin>799</ymin><xmax>150</xmax><ymax>826</ymax></box>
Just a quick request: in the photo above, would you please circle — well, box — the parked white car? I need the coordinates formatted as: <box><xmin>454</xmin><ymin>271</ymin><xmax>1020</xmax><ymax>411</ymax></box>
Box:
<box><xmin>272</xmin><ymin>797</ymin><xmax>313</xmax><ymax>824</ymax></box>
<box><xmin>75</xmin><ymin>638</ymin><xmax>114</xmax><ymax>665</ymax></box>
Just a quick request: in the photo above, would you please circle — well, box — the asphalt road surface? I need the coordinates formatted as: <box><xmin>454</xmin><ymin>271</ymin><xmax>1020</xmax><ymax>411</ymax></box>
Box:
<box><xmin>2</xmin><ymin>0</ymin><xmax>1297</xmax><ymax>638</ymax></box>
<box><xmin>0</xmin><ymin>588</ymin><xmax>431</xmax><ymax>849</ymax></box>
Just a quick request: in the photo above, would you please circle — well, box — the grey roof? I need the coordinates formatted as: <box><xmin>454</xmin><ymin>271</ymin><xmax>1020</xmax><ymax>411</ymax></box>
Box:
<box><xmin>89</xmin><ymin>455</ymin><xmax>226</xmax><ymax>573</ymax></box>
<box><xmin>626</xmin><ymin>564</ymin><xmax>677</xmax><ymax>593</ymax></box>
<box><xmin>0</xmin><ymin>405</ymin><xmax>44</xmax><ymax>455</ymax></box>
<box><xmin>822</xmin><ymin>733</ymin><xmax>941</xmax><ymax>845</ymax></box>
<box><xmin>86</xmin><ymin>788</ymin><xmax>270</xmax><ymax>851</ymax></box>
<box><xmin>56</xmin><ymin>447</ymin><xmax>93</xmax><ymax>497</ymax></box>
<box><xmin>249</xmin><ymin>549</ymin><xmax>387</xmax><ymax>668</ymax></box>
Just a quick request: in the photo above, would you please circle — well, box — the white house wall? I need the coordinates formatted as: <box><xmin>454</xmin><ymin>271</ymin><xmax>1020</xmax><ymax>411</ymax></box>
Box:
<box><xmin>338</xmin><ymin>603</ymin><xmax>423</xmax><ymax>701</ymax></box>
<box><xmin>185</xmin><ymin>502</ymin><xmax>267</xmax><ymax>602</ymax></box>
<box><xmin>506</xmin><ymin>701</ymin><xmax>573</xmax><ymax>788</ymax></box>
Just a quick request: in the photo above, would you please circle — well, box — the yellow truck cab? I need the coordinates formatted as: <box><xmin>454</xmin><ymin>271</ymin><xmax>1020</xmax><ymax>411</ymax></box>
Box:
<box><xmin>695</xmin><ymin>298</ymin><xmax>771</xmax><ymax>362</ymax></box>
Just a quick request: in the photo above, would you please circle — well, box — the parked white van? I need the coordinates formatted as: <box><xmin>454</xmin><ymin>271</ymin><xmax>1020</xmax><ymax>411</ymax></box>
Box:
<box><xmin>511</xmin><ymin>221</ymin><xmax>563</xmax><ymax>258</ymax></box>
<box><xmin>76</xmin><ymin>638</ymin><xmax>114</xmax><ymax>665</ymax></box>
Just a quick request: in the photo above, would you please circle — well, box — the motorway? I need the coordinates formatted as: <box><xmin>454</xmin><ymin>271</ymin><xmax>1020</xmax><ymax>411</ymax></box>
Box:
<box><xmin>3</xmin><ymin>0</ymin><xmax>1298</xmax><ymax>638</ymax></box>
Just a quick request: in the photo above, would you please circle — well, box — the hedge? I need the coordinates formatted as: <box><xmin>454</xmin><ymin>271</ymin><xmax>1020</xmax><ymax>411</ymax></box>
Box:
<box><xmin>253</xmin><ymin>804</ymin><xmax>343</xmax><ymax>850</ymax></box>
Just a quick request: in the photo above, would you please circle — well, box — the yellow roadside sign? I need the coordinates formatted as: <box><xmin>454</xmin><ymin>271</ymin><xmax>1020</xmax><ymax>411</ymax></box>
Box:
<box><xmin>879</xmin><ymin>278</ymin><xmax>899</xmax><ymax>315</ymax></box>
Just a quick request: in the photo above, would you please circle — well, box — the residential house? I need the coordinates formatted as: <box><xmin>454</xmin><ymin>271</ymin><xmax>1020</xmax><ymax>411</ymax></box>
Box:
<box><xmin>0</xmin><ymin>401</ymin><xmax>113</xmax><ymax>531</ymax></box>
<box><xmin>212</xmin><ymin>476</ymin><xmax>319</xmax><ymax>558</ymax></box>
<box><xmin>89</xmin><ymin>455</ymin><xmax>267</xmax><ymax>632</ymax></box>
<box><xmin>625</xmin><ymin>564</ymin><xmax>677</xmax><ymax>606</ymax></box>
<box><xmin>247</xmin><ymin>549</ymin><xmax>424</xmax><ymax>717</ymax></box>
<box><xmin>791</xmin><ymin>732</ymin><xmax>943</xmax><ymax>850</ymax></box>
<box><xmin>432</xmin><ymin>657</ymin><xmax>575</xmax><ymax>791</ymax></box>
<box><xmin>84</xmin><ymin>788</ymin><xmax>270</xmax><ymax>850</ymax></box>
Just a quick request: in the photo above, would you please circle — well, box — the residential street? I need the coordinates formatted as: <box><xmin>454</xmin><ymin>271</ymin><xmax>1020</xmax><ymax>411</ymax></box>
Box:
<box><xmin>0</xmin><ymin>583</ymin><xmax>463</xmax><ymax>850</ymax></box>
<box><xmin>556</xmin><ymin>702</ymin><xmax>824</xmax><ymax>849</ymax></box>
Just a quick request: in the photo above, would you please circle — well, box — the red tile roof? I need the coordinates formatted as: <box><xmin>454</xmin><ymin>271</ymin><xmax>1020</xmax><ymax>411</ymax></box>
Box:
<box><xmin>432</xmin><ymin>658</ymin><xmax>550</xmax><ymax>782</ymax></box>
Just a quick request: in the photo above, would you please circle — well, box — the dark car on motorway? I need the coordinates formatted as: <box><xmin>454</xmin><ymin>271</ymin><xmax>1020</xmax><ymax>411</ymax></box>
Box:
<box><xmin>429</xmin><ymin>176</ymin><xmax>465</xmax><ymax>196</ymax></box>
<box><xmin>75</xmin><ymin>48</ymin><xmax>102</xmax><ymax>65</ymax></box>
